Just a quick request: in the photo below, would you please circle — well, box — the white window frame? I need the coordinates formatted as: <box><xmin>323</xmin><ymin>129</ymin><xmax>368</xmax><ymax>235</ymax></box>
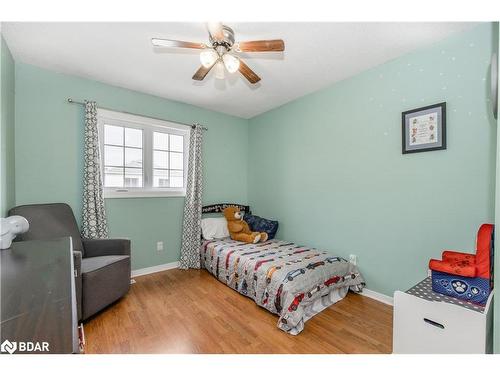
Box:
<box><xmin>97</xmin><ymin>108</ymin><xmax>190</xmax><ymax>198</ymax></box>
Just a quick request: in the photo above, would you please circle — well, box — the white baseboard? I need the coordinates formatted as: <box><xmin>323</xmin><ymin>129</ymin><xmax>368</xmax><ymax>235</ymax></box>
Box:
<box><xmin>357</xmin><ymin>288</ymin><xmax>394</xmax><ymax>306</ymax></box>
<box><xmin>131</xmin><ymin>261</ymin><xmax>180</xmax><ymax>278</ymax></box>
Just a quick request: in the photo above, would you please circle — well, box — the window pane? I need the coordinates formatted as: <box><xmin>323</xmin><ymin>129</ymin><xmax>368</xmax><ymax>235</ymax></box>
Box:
<box><xmin>170</xmin><ymin>152</ymin><xmax>183</xmax><ymax>170</ymax></box>
<box><xmin>154</xmin><ymin>132</ymin><xmax>168</xmax><ymax>150</ymax></box>
<box><xmin>104</xmin><ymin>125</ymin><xmax>123</xmax><ymax>146</ymax></box>
<box><xmin>153</xmin><ymin>150</ymin><xmax>168</xmax><ymax>169</ymax></box>
<box><xmin>104</xmin><ymin>166</ymin><xmax>123</xmax><ymax>187</ymax></box>
<box><xmin>125</xmin><ymin>168</ymin><xmax>143</xmax><ymax>187</ymax></box>
<box><xmin>102</xmin><ymin>117</ymin><xmax>187</xmax><ymax>193</ymax></box>
<box><xmin>125</xmin><ymin>128</ymin><xmax>142</xmax><ymax>148</ymax></box>
<box><xmin>170</xmin><ymin>134</ymin><xmax>183</xmax><ymax>152</ymax></box>
<box><xmin>104</xmin><ymin>145</ymin><xmax>123</xmax><ymax>166</ymax></box>
<box><xmin>125</xmin><ymin>147</ymin><xmax>143</xmax><ymax>168</ymax></box>
<box><xmin>153</xmin><ymin>169</ymin><xmax>169</xmax><ymax>188</ymax></box>
<box><xmin>170</xmin><ymin>170</ymin><xmax>184</xmax><ymax>188</ymax></box>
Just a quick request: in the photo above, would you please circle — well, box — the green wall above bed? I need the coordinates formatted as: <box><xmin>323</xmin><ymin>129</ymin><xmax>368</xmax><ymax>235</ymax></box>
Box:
<box><xmin>248</xmin><ymin>23</ymin><xmax>497</xmax><ymax>298</ymax></box>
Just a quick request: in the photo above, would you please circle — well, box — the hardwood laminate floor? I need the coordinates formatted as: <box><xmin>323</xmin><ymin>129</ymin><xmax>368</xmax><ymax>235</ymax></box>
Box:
<box><xmin>84</xmin><ymin>269</ymin><xmax>393</xmax><ymax>354</ymax></box>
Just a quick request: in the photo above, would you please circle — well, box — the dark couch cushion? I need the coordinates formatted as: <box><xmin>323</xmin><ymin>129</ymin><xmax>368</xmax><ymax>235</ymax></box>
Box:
<box><xmin>82</xmin><ymin>255</ymin><xmax>130</xmax><ymax>273</ymax></box>
<box><xmin>9</xmin><ymin>203</ymin><xmax>85</xmax><ymax>255</ymax></box>
<box><xmin>81</xmin><ymin>255</ymin><xmax>130</xmax><ymax>320</ymax></box>
<box><xmin>243</xmin><ymin>213</ymin><xmax>279</xmax><ymax>240</ymax></box>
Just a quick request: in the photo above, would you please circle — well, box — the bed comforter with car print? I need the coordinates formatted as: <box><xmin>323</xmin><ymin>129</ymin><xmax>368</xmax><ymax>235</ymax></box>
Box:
<box><xmin>201</xmin><ymin>238</ymin><xmax>365</xmax><ymax>335</ymax></box>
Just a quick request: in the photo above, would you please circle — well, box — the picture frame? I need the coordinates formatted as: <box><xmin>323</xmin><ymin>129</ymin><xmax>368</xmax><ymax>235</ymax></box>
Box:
<box><xmin>402</xmin><ymin>102</ymin><xmax>446</xmax><ymax>154</ymax></box>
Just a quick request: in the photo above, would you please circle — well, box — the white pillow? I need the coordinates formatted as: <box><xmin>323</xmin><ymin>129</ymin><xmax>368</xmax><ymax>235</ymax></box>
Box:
<box><xmin>201</xmin><ymin>217</ymin><xmax>230</xmax><ymax>240</ymax></box>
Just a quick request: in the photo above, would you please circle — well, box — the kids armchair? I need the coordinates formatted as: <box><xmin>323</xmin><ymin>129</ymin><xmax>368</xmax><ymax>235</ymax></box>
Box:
<box><xmin>429</xmin><ymin>223</ymin><xmax>494</xmax><ymax>305</ymax></box>
<box><xmin>8</xmin><ymin>203</ymin><xmax>131</xmax><ymax>321</ymax></box>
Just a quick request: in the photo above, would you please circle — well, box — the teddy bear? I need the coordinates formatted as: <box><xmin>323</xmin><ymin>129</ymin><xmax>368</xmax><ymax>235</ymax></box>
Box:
<box><xmin>223</xmin><ymin>206</ymin><xmax>268</xmax><ymax>244</ymax></box>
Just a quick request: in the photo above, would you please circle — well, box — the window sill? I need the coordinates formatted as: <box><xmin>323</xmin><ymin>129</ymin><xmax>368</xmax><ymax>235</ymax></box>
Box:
<box><xmin>104</xmin><ymin>190</ymin><xmax>186</xmax><ymax>199</ymax></box>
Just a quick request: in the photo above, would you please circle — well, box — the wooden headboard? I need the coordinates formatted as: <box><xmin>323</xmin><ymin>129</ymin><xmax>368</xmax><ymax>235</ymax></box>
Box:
<box><xmin>202</xmin><ymin>203</ymin><xmax>251</xmax><ymax>214</ymax></box>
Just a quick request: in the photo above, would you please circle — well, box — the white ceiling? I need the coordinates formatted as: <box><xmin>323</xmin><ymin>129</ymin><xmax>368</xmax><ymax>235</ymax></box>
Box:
<box><xmin>2</xmin><ymin>22</ymin><xmax>477</xmax><ymax>119</ymax></box>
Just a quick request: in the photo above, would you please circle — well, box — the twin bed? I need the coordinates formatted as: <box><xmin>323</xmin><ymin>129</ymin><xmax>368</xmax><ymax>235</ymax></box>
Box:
<box><xmin>200</xmin><ymin>204</ymin><xmax>365</xmax><ymax>335</ymax></box>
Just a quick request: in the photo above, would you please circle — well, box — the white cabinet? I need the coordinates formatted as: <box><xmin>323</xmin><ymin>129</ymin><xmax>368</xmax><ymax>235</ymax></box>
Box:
<box><xmin>393</xmin><ymin>278</ymin><xmax>493</xmax><ymax>354</ymax></box>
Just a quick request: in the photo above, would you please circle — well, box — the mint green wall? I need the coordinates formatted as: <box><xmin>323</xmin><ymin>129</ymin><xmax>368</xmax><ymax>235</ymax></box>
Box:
<box><xmin>0</xmin><ymin>36</ymin><xmax>15</xmax><ymax>216</ymax></box>
<box><xmin>14</xmin><ymin>63</ymin><xmax>248</xmax><ymax>270</ymax></box>
<box><xmin>248</xmin><ymin>23</ymin><xmax>497</xmax><ymax>297</ymax></box>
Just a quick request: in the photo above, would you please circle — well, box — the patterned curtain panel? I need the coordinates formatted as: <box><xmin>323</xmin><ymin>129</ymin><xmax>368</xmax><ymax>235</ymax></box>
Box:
<box><xmin>81</xmin><ymin>101</ymin><xmax>109</xmax><ymax>239</ymax></box>
<box><xmin>180</xmin><ymin>124</ymin><xmax>204</xmax><ymax>269</ymax></box>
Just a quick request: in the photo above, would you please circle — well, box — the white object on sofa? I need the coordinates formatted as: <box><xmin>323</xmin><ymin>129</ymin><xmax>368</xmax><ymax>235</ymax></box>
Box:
<box><xmin>201</xmin><ymin>217</ymin><xmax>229</xmax><ymax>240</ymax></box>
<box><xmin>393</xmin><ymin>288</ymin><xmax>493</xmax><ymax>354</ymax></box>
<box><xmin>0</xmin><ymin>215</ymin><xmax>30</xmax><ymax>249</ymax></box>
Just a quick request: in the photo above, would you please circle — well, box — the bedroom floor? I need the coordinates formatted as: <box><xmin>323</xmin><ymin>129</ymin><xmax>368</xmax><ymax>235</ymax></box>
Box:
<box><xmin>83</xmin><ymin>269</ymin><xmax>393</xmax><ymax>354</ymax></box>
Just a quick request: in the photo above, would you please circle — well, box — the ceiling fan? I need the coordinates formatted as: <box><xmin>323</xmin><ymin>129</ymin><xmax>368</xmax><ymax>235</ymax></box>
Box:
<box><xmin>151</xmin><ymin>22</ymin><xmax>285</xmax><ymax>84</ymax></box>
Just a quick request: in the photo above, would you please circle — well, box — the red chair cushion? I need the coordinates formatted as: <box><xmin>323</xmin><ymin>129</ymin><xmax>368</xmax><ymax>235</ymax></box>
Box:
<box><xmin>429</xmin><ymin>258</ymin><xmax>477</xmax><ymax>278</ymax></box>
<box><xmin>429</xmin><ymin>224</ymin><xmax>493</xmax><ymax>279</ymax></box>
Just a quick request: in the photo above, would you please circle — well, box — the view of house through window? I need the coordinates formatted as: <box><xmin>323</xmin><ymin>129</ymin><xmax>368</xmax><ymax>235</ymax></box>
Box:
<box><xmin>103</xmin><ymin>125</ymin><xmax>143</xmax><ymax>188</ymax></box>
<box><xmin>152</xmin><ymin>131</ymin><xmax>184</xmax><ymax>188</ymax></box>
<box><xmin>98</xmin><ymin>109</ymin><xmax>189</xmax><ymax>197</ymax></box>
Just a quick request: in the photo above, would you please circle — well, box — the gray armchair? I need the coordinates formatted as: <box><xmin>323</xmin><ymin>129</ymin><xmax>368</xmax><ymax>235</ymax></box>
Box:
<box><xmin>9</xmin><ymin>203</ymin><xmax>131</xmax><ymax>321</ymax></box>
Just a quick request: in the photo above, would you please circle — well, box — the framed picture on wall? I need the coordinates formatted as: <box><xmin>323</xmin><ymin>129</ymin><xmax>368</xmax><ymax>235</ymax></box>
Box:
<box><xmin>402</xmin><ymin>102</ymin><xmax>446</xmax><ymax>154</ymax></box>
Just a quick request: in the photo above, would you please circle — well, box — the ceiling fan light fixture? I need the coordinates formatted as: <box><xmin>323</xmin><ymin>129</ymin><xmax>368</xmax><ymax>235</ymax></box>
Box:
<box><xmin>151</xmin><ymin>24</ymin><xmax>283</xmax><ymax>84</ymax></box>
<box><xmin>222</xmin><ymin>53</ymin><xmax>240</xmax><ymax>74</ymax></box>
<box><xmin>200</xmin><ymin>50</ymin><xmax>218</xmax><ymax>68</ymax></box>
<box><xmin>215</xmin><ymin>61</ymin><xmax>226</xmax><ymax>80</ymax></box>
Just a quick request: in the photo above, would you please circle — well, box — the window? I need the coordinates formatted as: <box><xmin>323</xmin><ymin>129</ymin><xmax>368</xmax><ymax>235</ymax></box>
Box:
<box><xmin>98</xmin><ymin>109</ymin><xmax>189</xmax><ymax>198</ymax></box>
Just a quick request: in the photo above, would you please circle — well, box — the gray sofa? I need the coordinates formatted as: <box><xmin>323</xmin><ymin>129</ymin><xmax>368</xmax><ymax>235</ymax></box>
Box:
<box><xmin>9</xmin><ymin>203</ymin><xmax>131</xmax><ymax>321</ymax></box>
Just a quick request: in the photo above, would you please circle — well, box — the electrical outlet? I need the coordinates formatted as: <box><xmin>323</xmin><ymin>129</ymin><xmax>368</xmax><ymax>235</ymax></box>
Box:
<box><xmin>349</xmin><ymin>254</ymin><xmax>358</xmax><ymax>265</ymax></box>
<box><xmin>156</xmin><ymin>241</ymin><xmax>164</xmax><ymax>252</ymax></box>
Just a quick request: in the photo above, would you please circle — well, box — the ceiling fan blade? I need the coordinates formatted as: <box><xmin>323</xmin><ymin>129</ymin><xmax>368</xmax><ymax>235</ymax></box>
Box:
<box><xmin>238</xmin><ymin>59</ymin><xmax>261</xmax><ymax>84</ymax></box>
<box><xmin>236</xmin><ymin>39</ymin><xmax>285</xmax><ymax>52</ymax></box>
<box><xmin>207</xmin><ymin>22</ymin><xmax>224</xmax><ymax>41</ymax></box>
<box><xmin>151</xmin><ymin>38</ymin><xmax>206</xmax><ymax>49</ymax></box>
<box><xmin>192</xmin><ymin>62</ymin><xmax>217</xmax><ymax>81</ymax></box>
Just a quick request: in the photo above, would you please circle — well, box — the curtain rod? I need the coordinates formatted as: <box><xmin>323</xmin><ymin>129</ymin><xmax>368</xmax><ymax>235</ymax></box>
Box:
<box><xmin>66</xmin><ymin>98</ymin><xmax>208</xmax><ymax>131</ymax></box>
